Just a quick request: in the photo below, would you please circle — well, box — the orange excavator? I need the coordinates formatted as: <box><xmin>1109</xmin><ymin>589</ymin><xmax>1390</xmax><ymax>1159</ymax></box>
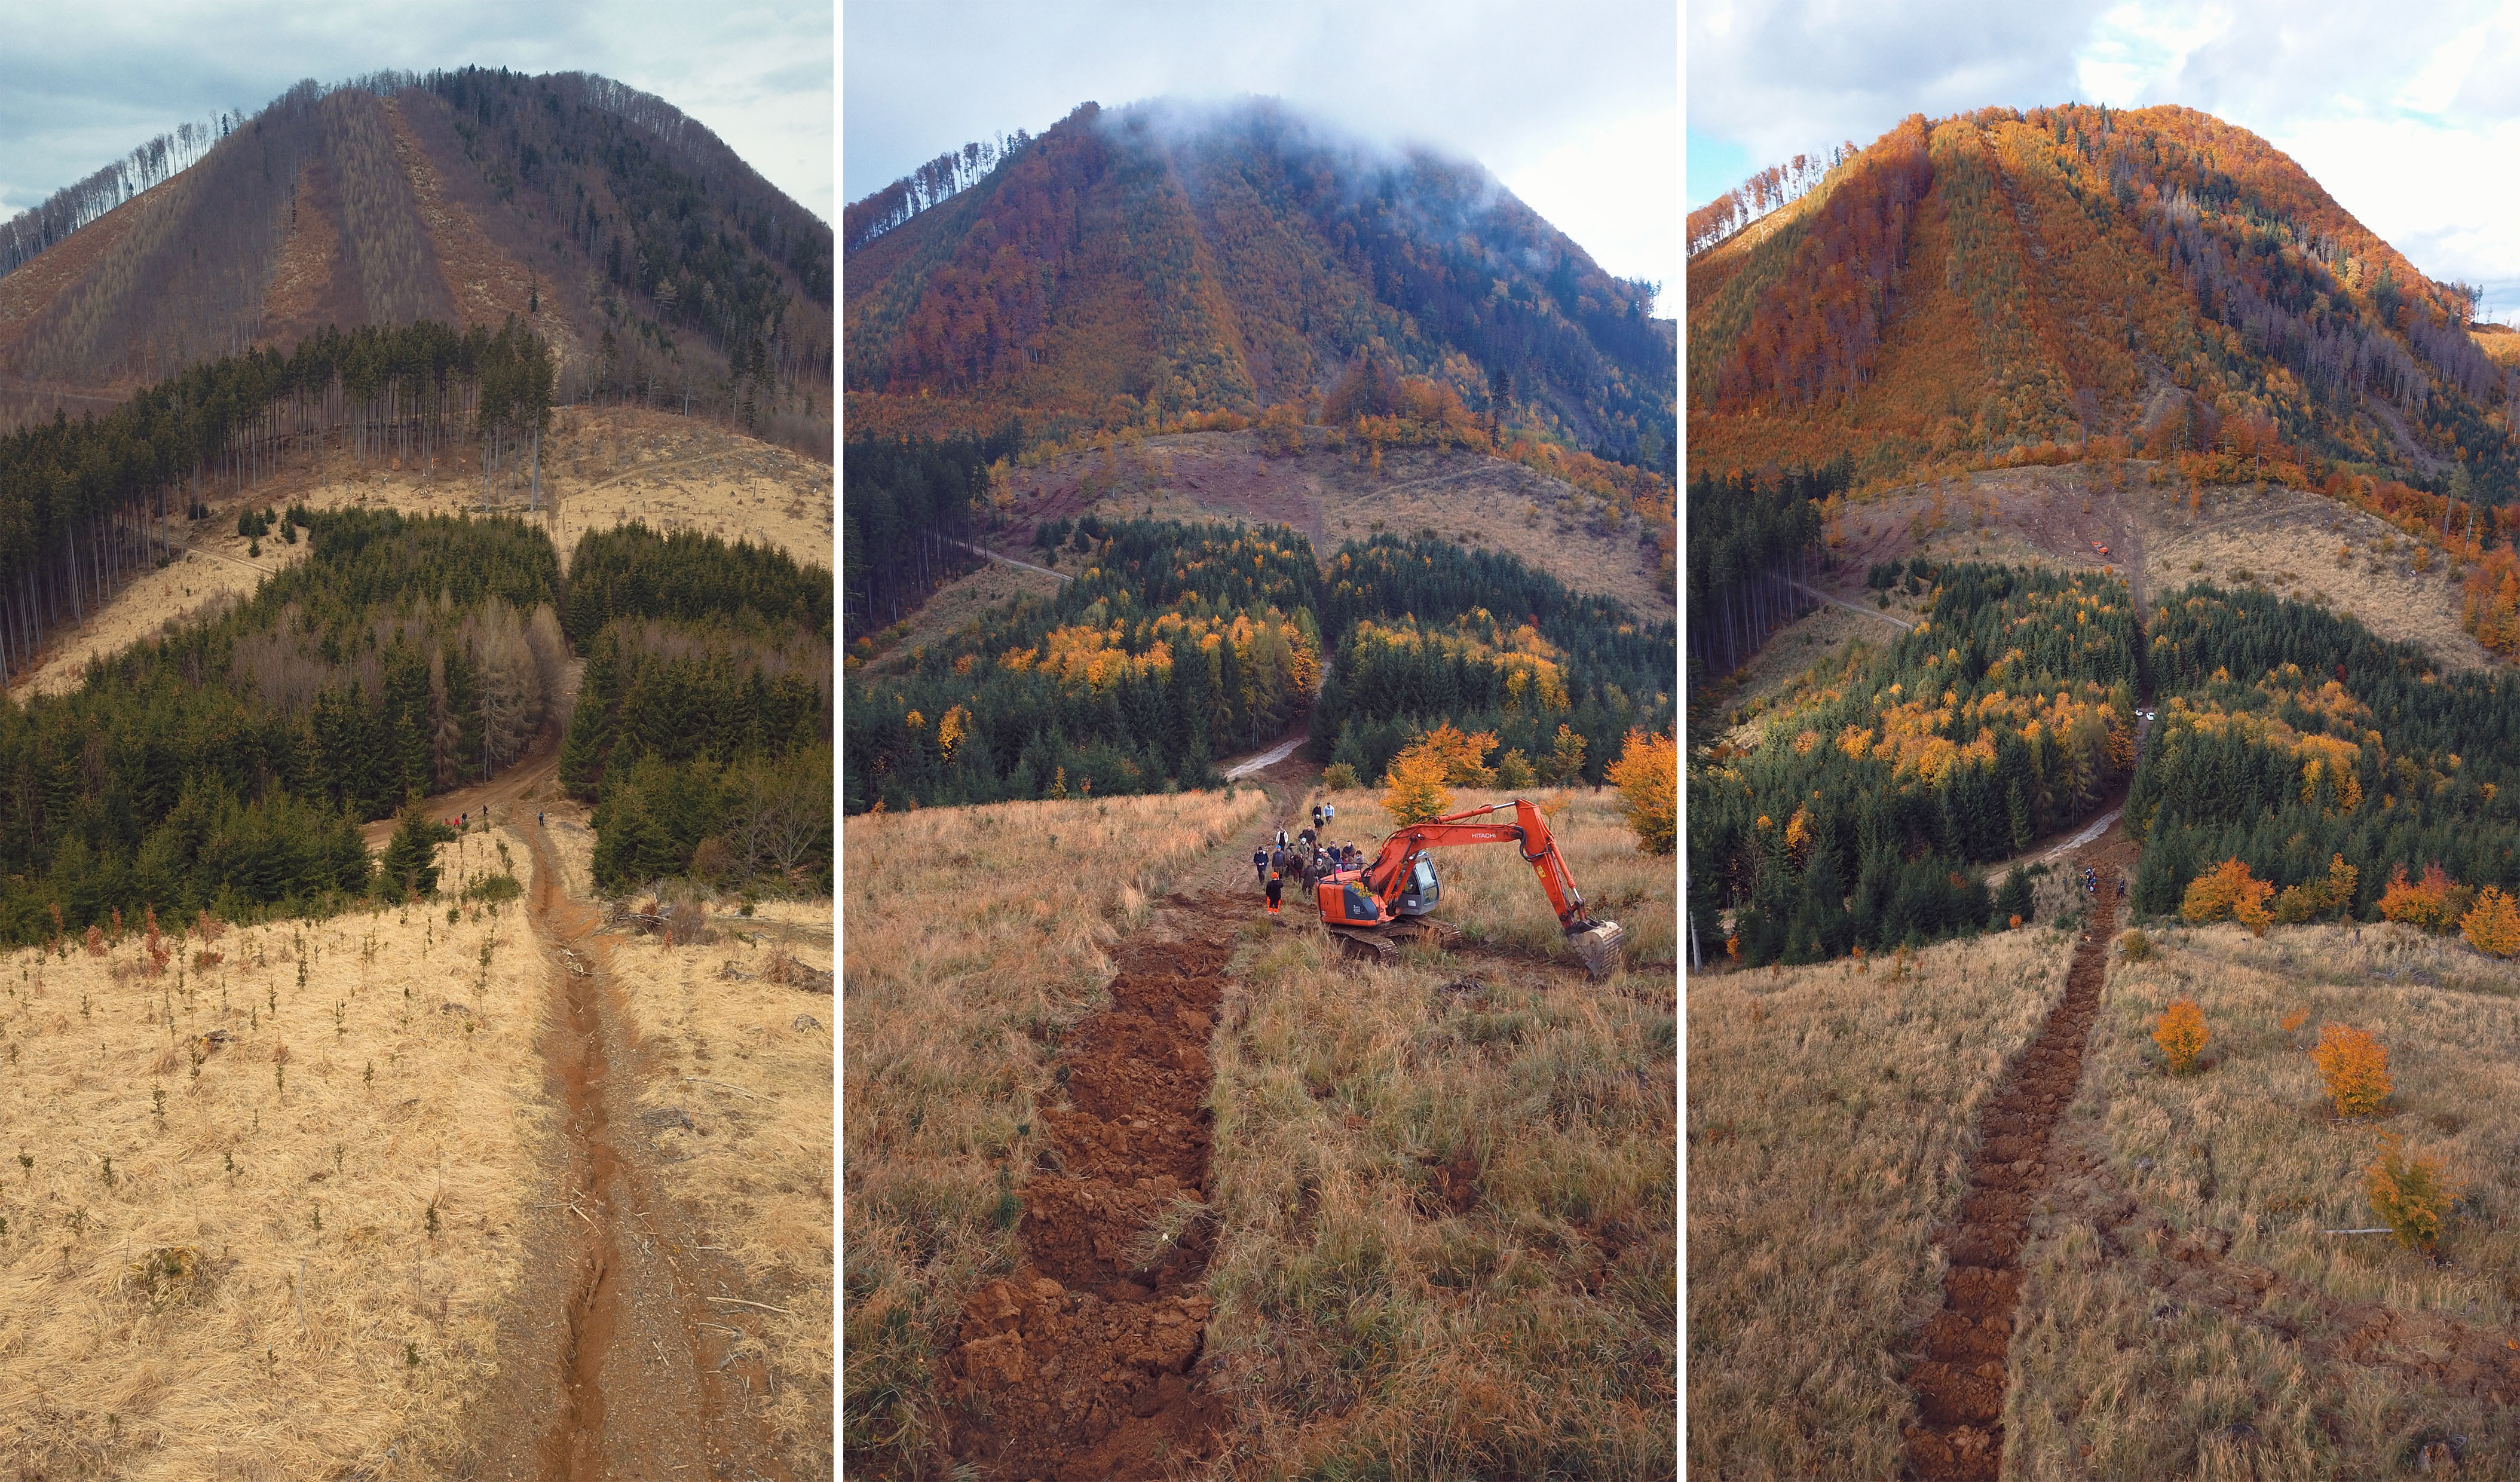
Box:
<box><xmin>1311</xmin><ymin>798</ymin><xmax>1626</xmax><ymax>979</ymax></box>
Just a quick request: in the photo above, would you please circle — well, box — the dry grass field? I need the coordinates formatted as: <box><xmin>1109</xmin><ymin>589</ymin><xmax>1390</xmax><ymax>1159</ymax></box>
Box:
<box><xmin>1686</xmin><ymin>925</ymin><xmax>2080</xmax><ymax>1479</ymax></box>
<box><xmin>0</xmin><ymin>832</ymin><xmax>544</xmax><ymax>1478</ymax></box>
<box><xmin>1819</xmin><ymin>463</ymin><xmax>2497</xmax><ymax>670</ymax></box>
<box><xmin>605</xmin><ymin>898</ymin><xmax>835</xmax><ymax>1478</ymax></box>
<box><xmin>1008</xmin><ymin>431</ymin><xmax>1673</xmax><ymax>621</ymax></box>
<box><xmin>2004</xmin><ymin>921</ymin><xmax>2520</xmax><ymax>1480</ymax></box>
<box><xmin>840</xmin><ymin>786</ymin><xmax>1272</xmax><ymax>1473</ymax></box>
<box><xmin>1201</xmin><ymin>783</ymin><xmax>1676</xmax><ymax>1478</ymax></box>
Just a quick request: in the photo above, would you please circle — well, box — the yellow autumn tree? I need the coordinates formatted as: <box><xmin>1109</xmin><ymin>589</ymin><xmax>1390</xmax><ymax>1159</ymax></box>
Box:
<box><xmin>2365</xmin><ymin>1135</ymin><xmax>2460</xmax><ymax>1251</ymax></box>
<box><xmin>1382</xmin><ymin>745</ymin><xmax>1453</xmax><ymax>826</ymax></box>
<box><xmin>2152</xmin><ymin>997</ymin><xmax>2208</xmax><ymax>1073</ymax></box>
<box><xmin>1406</xmin><ymin>722</ymin><xmax>1500</xmax><ymax>786</ymax></box>
<box><xmin>1606</xmin><ymin>728</ymin><xmax>1677</xmax><ymax>856</ymax></box>
<box><xmin>2460</xmin><ymin>884</ymin><xmax>2520</xmax><ymax>957</ymax></box>
<box><xmin>936</xmin><ymin>704</ymin><xmax>969</xmax><ymax>764</ymax></box>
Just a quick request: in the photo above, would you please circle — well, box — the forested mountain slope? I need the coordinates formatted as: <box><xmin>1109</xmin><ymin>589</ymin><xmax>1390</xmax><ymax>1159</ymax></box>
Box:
<box><xmin>844</xmin><ymin>97</ymin><xmax>1674</xmax><ymax>469</ymax></box>
<box><xmin>0</xmin><ymin>69</ymin><xmax>831</xmax><ymax>450</ymax></box>
<box><xmin>1689</xmin><ymin>105</ymin><xmax>2519</xmax><ymax>503</ymax></box>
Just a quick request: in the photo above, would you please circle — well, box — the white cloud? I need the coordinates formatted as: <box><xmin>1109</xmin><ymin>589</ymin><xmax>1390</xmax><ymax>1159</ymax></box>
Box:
<box><xmin>2073</xmin><ymin>2</ymin><xmax>2231</xmax><ymax>106</ymax></box>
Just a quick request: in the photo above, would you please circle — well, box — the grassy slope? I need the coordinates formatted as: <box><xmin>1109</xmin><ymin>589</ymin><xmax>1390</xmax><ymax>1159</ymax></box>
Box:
<box><xmin>840</xmin><ymin>788</ymin><xmax>1271</xmax><ymax>1471</ymax></box>
<box><xmin>1687</xmin><ymin>926</ymin><xmax>2078</xmax><ymax>1478</ymax></box>
<box><xmin>0</xmin><ymin>832</ymin><xmax>541</xmax><ymax>1475</ymax></box>
<box><xmin>2006</xmin><ymin>921</ymin><xmax>2520</xmax><ymax>1478</ymax></box>
<box><xmin>1204</xmin><ymin>784</ymin><xmax>1675</xmax><ymax>1477</ymax></box>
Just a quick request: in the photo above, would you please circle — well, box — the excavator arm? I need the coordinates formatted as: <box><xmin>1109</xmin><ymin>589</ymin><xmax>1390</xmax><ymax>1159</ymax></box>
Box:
<box><xmin>1352</xmin><ymin>800</ymin><xmax>1624</xmax><ymax>976</ymax></box>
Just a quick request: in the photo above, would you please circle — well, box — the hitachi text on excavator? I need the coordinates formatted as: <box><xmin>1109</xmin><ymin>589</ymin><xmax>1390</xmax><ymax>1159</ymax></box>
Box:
<box><xmin>1308</xmin><ymin>798</ymin><xmax>1625</xmax><ymax>979</ymax></box>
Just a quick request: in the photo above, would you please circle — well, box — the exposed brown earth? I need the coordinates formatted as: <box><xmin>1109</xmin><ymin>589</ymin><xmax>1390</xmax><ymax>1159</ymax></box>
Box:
<box><xmin>444</xmin><ymin>805</ymin><xmax>797</xmax><ymax>1479</ymax></box>
<box><xmin>1904</xmin><ymin>870</ymin><xmax>2120</xmax><ymax>1480</ymax></box>
<box><xmin>944</xmin><ymin>904</ymin><xmax>1240</xmax><ymax>1480</ymax></box>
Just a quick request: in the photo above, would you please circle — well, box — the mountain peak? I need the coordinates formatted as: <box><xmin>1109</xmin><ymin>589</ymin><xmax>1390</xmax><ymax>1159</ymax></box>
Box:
<box><xmin>1688</xmin><ymin>103</ymin><xmax>2510</xmax><ymax>498</ymax></box>
<box><xmin>843</xmin><ymin>97</ymin><xmax>1674</xmax><ymax>467</ymax></box>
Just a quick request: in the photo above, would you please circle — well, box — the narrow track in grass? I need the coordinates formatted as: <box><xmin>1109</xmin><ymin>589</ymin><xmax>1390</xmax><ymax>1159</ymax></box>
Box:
<box><xmin>1902</xmin><ymin>872</ymin><xmax>2120</xmax><ymax>1481</ymax></box>
<box><xmin>944</xmin><ymin>894</ymin><xmax>1241</xmax><ymax>1480</ymax></box>
<box><xmin>455</xmin><ymin>817</ymin><xmax>794</xmax><ymax>1480</ymax></box>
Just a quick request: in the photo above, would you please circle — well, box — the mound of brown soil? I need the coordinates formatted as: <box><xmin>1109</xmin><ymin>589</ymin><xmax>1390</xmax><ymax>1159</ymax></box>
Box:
<box><xmin>945</xmin><ymin>913</ymin><xmax>1236</xmax><ymax>1480</ymax></box>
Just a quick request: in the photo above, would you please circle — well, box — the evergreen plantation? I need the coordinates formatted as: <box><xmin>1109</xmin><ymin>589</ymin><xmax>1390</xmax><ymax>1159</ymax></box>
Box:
<box><xmin>843</xmin><ymin>516</ymin><xmax>1675</xmax><ymax>813</ymax></box>
<box><xmin>1697</xmin><ymin>563</ymin><xmax>2140</xmax><ymax>964</ymax></box>
<box><xmin>0</xmin><ymin>506</ymin><xmax>832</xmax><ymax>942</ymax></box>
<box><xmin>1696</xmin><ymin>555</ymin><xmax>2520</xmax><ymax>967</ymax></box>
<box><xmin>2130</xmin><ymin>585</ymin><xmax>2520</xmax><ymax>917</ymax></box>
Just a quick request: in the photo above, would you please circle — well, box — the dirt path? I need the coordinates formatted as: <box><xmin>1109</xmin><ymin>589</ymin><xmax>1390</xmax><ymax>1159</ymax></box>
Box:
<box><xmin>449</xmin><ymin>821</ymin><xmax>792</xmax><ymax>1479</ymax></box>
<box><xmin>1903</xmin><ymin>871</ymin><xmax>2121</xmax><ymax>1481</ymax></box>
<box><xmin>944</xmin><ymin>894</ymin><xmax>1241</xmax><ymax>1479</ymax></box>
<box><xmin>357</xmin><ymin>701</ymin><xmax>579</xmax><ymax>853</ymax></box>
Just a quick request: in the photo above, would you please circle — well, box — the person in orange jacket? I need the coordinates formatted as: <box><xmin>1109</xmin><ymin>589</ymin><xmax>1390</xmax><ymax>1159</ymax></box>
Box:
<box><xmin>1264</xmin><ymin>864</ymin><xmax>1283</xmax><ymax>916</ymax></box>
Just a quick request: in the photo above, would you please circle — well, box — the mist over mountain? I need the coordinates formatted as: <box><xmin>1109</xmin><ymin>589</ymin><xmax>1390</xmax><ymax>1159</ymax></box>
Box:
<box><xmin>844</xmin><ymin>97</ymin><xmax>1676</xmax><ymax>469</ymax></box>
<box><xmin>0</xmin><ymin>69</ymin><xmax>833</xmax><ymax>449</ymax></box>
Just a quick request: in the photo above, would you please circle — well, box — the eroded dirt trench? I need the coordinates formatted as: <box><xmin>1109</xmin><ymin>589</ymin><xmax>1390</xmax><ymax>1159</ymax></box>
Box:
<box><xmin>945</xmin><ymin>895</ymin><xmax>1241</xmax><ymax>1481</ymax></box>
<box><xmin>1903</xmin><ymin>874</ymin><xmax>2120</xmax><ymax>1481</ymax></box>
<box><xmin>452</xmin><ymin>820</ymin><xmax>791</xmax><ymax>1480</ymax></box>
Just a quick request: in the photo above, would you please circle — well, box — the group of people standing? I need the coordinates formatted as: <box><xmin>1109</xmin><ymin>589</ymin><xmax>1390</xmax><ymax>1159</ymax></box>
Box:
<box><xmin>1253</xmin><ymin>802</ymin><xmax>1364</xmax><ymax>916</ymax></box>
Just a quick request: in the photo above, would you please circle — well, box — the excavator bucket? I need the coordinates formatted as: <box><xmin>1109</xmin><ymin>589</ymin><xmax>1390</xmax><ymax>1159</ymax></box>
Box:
<box><xmin>1570</xmin><ymin>921</ymin><xmax>1625</xmax><ymax>980</ymax></box>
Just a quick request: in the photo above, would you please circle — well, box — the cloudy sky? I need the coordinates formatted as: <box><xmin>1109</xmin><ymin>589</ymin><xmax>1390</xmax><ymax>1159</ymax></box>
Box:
<box><xmin>1691</xmin><ymin>0</ymin><xmax>2520</xmax><ymax>321</ymax></box>
<box><xmin>845</xmin><ymin>0</ymin><xmax>1680</xmax><ymax>314</ymax></box>
<box><xmin>0</xmin><ymin>0</ymin><xmax>833</xmax><ymax>225</ymax></box>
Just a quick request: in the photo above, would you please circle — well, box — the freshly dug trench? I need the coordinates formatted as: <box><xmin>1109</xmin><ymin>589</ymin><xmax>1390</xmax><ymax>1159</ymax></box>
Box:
<box><xmin>1903</xmin><ymin>875</ymin><xmax>2118</xmax><ymax>1481</ymax></box>
<box><xmin>945</xmin><ymin>911</ymin><xmax>1235</xmax><ymax>1480</ymax></box>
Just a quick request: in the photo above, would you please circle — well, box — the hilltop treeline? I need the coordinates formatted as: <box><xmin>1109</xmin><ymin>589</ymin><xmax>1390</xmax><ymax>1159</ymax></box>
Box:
<box><xmin>843</xmin><ymin>98</ymin><xmax>1673</xmax><ymax>470</ymax></box>
<box><xmin>2129</xmin><ymin>584</ymin><xmax>2520</xmax><ymax>915</ymax></box>
<box><xmin>840</xmin><ymin>426</ymin><xmax>1020</xmax><ymax>630</ymax></box>
<box><xmin>1694</xmin><ymin>563</ymin><xmax>2140</xmax><ymax>964</ymax></box>
<box><xmin>420</xmin><ymin>66</ymin><xmax>832</xmax><ymax>419</ymax></box>
<box><xmin>1689</xmin><ymin>103</ymin><xmax>2520</xmax><ymax>495</ymax></box>
<box><xmin>0</xmin><ymin>321</ymin><xmax>556</xmax><ymax>687</ymax></box>
<box><xmin>846</xmin><ymin>517</ymin><xmax>1677</xmax><ymax>813</ymax></box>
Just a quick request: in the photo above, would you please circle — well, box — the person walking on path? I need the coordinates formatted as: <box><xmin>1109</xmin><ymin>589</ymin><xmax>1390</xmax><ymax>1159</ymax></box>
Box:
<box><xmin>1265</xmin><ymin>865</ymin><xmax>1284</xmax><ymax>917</ymax></box>
<box><xmin>1252</xmin><ymin>844</ymin><xmax>1269</xmax><ymax>888</ymax></box>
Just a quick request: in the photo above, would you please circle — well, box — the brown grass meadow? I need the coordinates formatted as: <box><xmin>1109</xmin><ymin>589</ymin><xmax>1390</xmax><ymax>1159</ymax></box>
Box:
<box><xmin>0</xmin><ymin>831</ymin><xmax>544</xmax><ymax>1477</ymax></box>
<box><xmin>2004</xmin><ymin>921</ymin><xmax>2520</xmax><ymax>1479</ymax></box>
<box><xmin>840</xmin><ymin>786</ymin><xmax>1271</xmax><ymax>1472</ymax></box>
<box><xmin>1200</xmin><ymin>782</ymin><xmax>1676</xmax><ymax>1477</ymax></box>
<box><xmin>1687</xmin><ymin>923</ymin><xmax>2079</xmax><ymax>1478</ymax></box>
<box><xmin>606</xmin><ymin>895</ymin><xmax>835</xmax><ymax>1477</ymax></box>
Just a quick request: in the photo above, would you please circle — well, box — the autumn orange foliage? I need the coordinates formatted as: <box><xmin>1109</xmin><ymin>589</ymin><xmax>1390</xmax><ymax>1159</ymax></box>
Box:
<box><xmin>2377</xmin><ymin>863</ymin><xmax>2470</xmax><ymax>933</ymax></box>
<box><xmin>2458</xmin><ymin>884</ymin><xmax>2520</xmax><ymax>957</ymax></box>
<box><xmin>2310</xmin><ymin>1024</ymin><xmax>2391</xmax><ymax>1119</ymax></box>
<box><xmin>2152</xmin><ymin>998</ymin><xmax>2209</xmax><ymax>1074</ymax></box>
<box><xmin>2181</xmin><ymin>858</ymin><xmax>2274</xmax><ymax>934</ymax></box>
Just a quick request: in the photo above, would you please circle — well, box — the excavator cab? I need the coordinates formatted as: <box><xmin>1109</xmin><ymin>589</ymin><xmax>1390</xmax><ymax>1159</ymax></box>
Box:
<box><xmin>1391</xmin><ymin>856</ymin><xmax>1440</xmax><ymax>917</ymax></box>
